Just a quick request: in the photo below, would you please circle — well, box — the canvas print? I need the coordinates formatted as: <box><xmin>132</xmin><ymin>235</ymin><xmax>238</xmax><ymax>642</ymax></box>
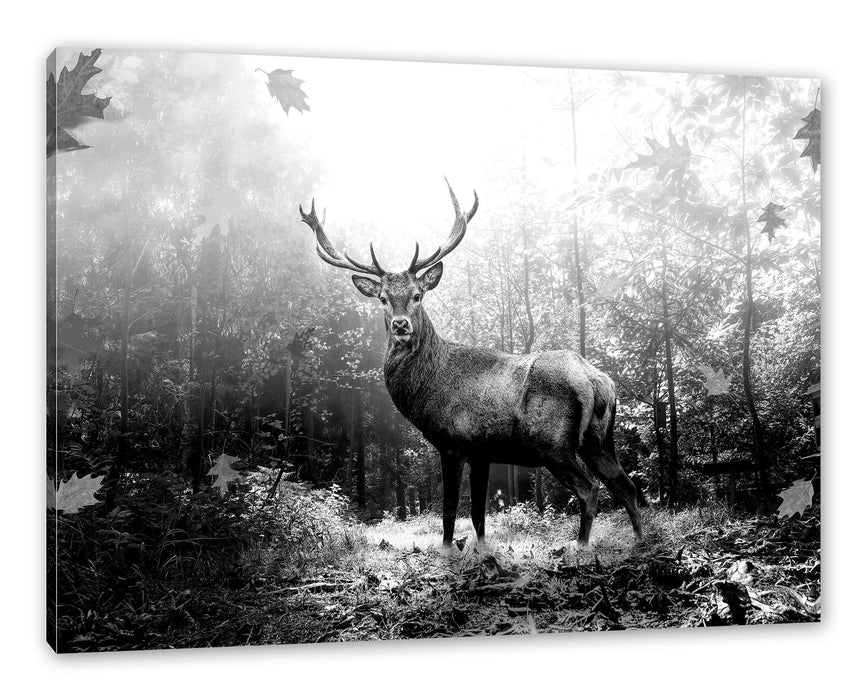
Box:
<box><xmin>47</xmin><ymin>49</ymin><xmax>821</xmax><ymax>652</ymax></box>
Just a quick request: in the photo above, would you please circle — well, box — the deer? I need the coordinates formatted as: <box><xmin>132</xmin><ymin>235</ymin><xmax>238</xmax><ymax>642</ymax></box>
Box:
<box><xmin>299</xmin><ymin>179</ymin><xmax>643</xmax><ymax>548</ymax></box>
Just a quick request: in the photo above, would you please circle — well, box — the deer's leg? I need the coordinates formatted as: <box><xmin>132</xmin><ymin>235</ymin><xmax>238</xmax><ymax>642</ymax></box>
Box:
<box><xmin>469</xmin><ymin>460</ymin><xmax>490</xmax><ymax>541</ymax></box>
<box><xmin>579</xmin><ymin>479</ymin><xmax>600</xmax><ymax>543</ymax></box>
<box><xmin>581</xmin><ymin>447</ymin><xmax>643</xmax><ymax>542</ymax></box>
<box><xmin>547</xmin><ymin>459</ymin><xmax>599</xmax><ymax>545</ymax></box>
<box><xmin>441</xmin><ymin>452</ymin><xmax>464</xmax><ymax>546</ymax></box>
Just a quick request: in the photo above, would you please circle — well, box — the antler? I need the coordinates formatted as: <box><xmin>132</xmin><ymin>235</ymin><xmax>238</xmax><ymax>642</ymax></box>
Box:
<box><xmin>299</xmin><ymin>199</ymin><xmax>386</xmax><ymax>276</ymax></box>
<box><xmin>409</xmin><ymin>177</ymin><xmax>479</xmax><ymax>273</ymax></box>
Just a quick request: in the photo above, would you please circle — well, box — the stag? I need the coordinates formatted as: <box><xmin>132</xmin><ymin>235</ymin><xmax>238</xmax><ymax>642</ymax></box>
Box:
<box><xmin>299</xmin><ymin>180</ymin><xmax>643</xmax><ymax>547</ymax></box>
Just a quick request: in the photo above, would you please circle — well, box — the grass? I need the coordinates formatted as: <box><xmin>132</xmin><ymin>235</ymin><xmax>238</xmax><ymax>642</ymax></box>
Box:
<box><xmin>53</xmin><ymin>489</ymin><xmax>819</xmax><ymax>650</ymax></box>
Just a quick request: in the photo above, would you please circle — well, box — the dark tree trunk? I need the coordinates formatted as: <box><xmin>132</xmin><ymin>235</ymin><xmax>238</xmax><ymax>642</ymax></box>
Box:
<box><xmin>661</xmin><ymin>245</ymin><xmax>679</xmax><ymax>506</ymax></box>
<box><xmin>653</xmin><ymin>393</ymin><xmax>667</xmax><ymax>504</ymax></box>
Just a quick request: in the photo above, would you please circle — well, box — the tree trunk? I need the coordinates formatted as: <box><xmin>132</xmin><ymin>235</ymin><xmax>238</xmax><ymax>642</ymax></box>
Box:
<box><xmin>653</xmin><ymin>394</ymin><xmax>667</xmax><ymax>504</ymax></box>
<box><xmin>396</xmin><ymin>471</ymin><xmax>407</xmax><ymax>521</ymax></box>
<box><xmin>466</xmin><ymin>259</ymin><xmax>477</xmax><ymax>346</ymax></box>
<box><xmin>407</xmin><ymin>486</ymin><xmax>417</xmax><ymax>517</ymax></box>
<box><xmin>521</xmin><ymin>225</ymin><xmax>540</xmax><ymax>511</ymax></box>
<box><xmin>356</xmin><ymin>418</ymin><xmax>367</xmax><ymax>509</ymax></box>
<box><xmin>108</xmin><ymin>202</ymin><xmax>133</xmax><ymax>510</ymax></box>
<box><xmin>568</xmin><ymin>73</ymin><xmax>587</xmax><ymax>357</ymax></box>
<box><xmin>534</xmin><ymin>470</ymin><xmax>544</xmax><ymax>514</ymax></box>
<box><xmin>739</xmin><ymin>84</ymin><xmax>769</xmax><ymax>503</ymax></box>
<box><xmin>521</xmin><ymin>226</ymin><xmax>535</xmax><ymax>355</ymax></box>
<box><xmin>661</xmin><ymin>245</ymin><xmax>679</xmax><ymax>506</ymax></box>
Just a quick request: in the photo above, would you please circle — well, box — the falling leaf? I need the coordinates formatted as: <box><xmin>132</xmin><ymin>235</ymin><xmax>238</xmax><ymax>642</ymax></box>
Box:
<box><xmin>47</xmin><ymin>49</ymin><xmax>112</xmax><ymax>157</ymax></box>
<box><xmin>776</xmin><ymin>478</ymin><xmax>814</xmax><ymax>519</ymax></box>
<box><xmin>259</xmin><ymin>68</ymin><xmax>310</xmax><ymax>116</ymax></box>
<box><xmin>596</xmin><ymin>274</ymin><xmax>626</xmax><ymax>300</ymax></box>
<box><xmin>698</xmin><ymin>365</ymin><xmax>731</xmax><ymax>396</ymax></box>
<box><xmin>208</xmin><ymin>453</ymin><xmax>242</xmax><ymax>495</ymax></box>
<box><xmin>627</xmin><ymin>129</ymin><xmax>691</xmax><ymax>180</ymax></box>
<box><xmin>793</xmin><ymin>108</ymin><xmax>820</xmax><ymax>172</ymax></box>
<box><xmin>756</xmin><ymin>202</ymin><xmax>787</xmax><ymax>243</ymax></box>
<box><xmin>193</xmin><ymin>186</ymin><xmax>241</xmax><ymax>242</ymax></box>
<box><xmin>49</xmin><ymin>473</ymin><xmax>105</xmax><ymax>514</ymax></box>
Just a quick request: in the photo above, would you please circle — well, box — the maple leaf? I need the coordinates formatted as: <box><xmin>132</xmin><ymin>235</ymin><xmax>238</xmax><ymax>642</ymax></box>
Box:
<box><xmin>258</xmin><ymin>68</ymin><xmax>310</xmax><ymax>116</ymax></box>
<box><xmin>49</xmin><ymin>473</ymin><xmax>105</xmax><ymax>514</ymax></box>
<box><xmin>627</xmin><ymin>129</ymin><xmax>691</xmax><ymax>180</ymax></box>
<box><xmin>756</xmin><ymin>202</ymin><xmax>787</xmax><ymax>243</ymax></box>
<box><xmin>193</xmin><ymin>186</ymin><xmax>241</xmax><ymax>242</ymax></box>
<box><xmin>776</xmin><ymin>478</ymin><xmax>814</xmax><ymax>519</ymax></box>
<box><xmin>698</xmin><ymin>365</ymin><xmax>731</xmax><ymax>396</ymax></box>
<box><xmin>793</xmin><ymin>108</ymin><xmax>820</xmax><ymax>172</ymax></box>
<box><xmin>208</xmin><ymin>453</ymin><xmax>243</xmax><ymax>495</ymax></box>
<box><xmin>47</xmin><ymin>49</ymin><xmax>112</xmax><ymax>157</ymax></box>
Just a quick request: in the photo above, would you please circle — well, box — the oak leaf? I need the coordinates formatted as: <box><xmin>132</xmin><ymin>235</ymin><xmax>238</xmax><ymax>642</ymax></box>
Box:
<box><xmin>628</xmin><ymin>129</ymin><xmax>691</xmax><ymax>180</ymax></box>
<box><xmin>208</xmin><ymin>453</ymin><xmax>242</xmax><ymax>495</ymax></box>
<box><xmin>698</xmin><ymin>365</ymin><xmax>731</xmax><ymax>396</ymax></box>
<box><xmin>793</xmin><ymin>108</ymin><xmax>820</xmax><ymax>172</ymax></box>
<box><xmin>259</xmin><ymin>68</ymin><xmax>310</xmax><ymax>116</ymax></box>
<box><xmin>756</xmin><ymin>202</ymin><xmax>787</xmax><ymax>243</ymax></box>
<box><xmin>776</xmin><ymin>478</ymin><xmax>814</xmax><ymax>519</ymax></box>
<box><xmin>49</xmin><ymin>473</ymin><xmax>105</xmax><ymax>514</ymax></box>
<box><xmin>596</xmin><ymin>274</ymin><xmax>627</xmax><ymax>300</ymax></box>
<box><xmin>47</xmin><ymin>49</ymin><xmax>112</xmax><ymax>157</ymax></box>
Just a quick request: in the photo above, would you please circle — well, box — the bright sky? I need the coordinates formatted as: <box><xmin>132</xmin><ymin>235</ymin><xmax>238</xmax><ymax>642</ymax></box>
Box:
<box><xmin>242</xmin><ymin>54</ymin><xmax>612</xmax><ymax>266</ymax></box>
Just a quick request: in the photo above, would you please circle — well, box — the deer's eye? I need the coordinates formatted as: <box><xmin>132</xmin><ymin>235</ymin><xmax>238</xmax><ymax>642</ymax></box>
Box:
<box><xmin>379</xmin><ymin>296</ymin><xmax>387</xmax><ymax>305</ymax></box>
<box><xmin>413</xmin><ymin>293</ymin><xmax>421</xmax><ymax>302</ymax></box>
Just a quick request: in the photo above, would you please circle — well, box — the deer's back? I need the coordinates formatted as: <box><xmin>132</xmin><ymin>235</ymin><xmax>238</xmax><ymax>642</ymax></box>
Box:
<box><xmin>390</xmin><ymin>345</ymin><xmax>615</xmax><ymax>463</ymax></box>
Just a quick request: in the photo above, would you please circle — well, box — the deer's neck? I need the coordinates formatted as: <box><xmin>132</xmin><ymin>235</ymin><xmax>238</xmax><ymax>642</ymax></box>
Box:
<box><xmin>383</xmin><ymin>306</ymin><xmax>449</xmax><ymax>420</ymax></box>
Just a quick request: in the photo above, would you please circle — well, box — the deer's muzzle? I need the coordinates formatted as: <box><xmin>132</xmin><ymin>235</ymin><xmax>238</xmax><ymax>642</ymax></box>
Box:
<box><xmin>391</xmin><ymin>316</ymin><xmax>413</xmax><ymax>337</ymax></box>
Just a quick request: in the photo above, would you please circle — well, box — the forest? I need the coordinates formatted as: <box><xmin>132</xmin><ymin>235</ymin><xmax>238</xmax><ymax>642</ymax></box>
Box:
<box><xmin>47</xmin><ymin>49</ymin><xmax>821</xmax><ymax>651</ymax></box>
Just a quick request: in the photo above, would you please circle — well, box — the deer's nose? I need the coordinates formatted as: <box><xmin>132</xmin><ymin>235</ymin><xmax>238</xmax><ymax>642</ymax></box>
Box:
<box><xmin>391</xmin><ymin>317</ymin><xmax>412</xmax><ymax>335</ymax></box>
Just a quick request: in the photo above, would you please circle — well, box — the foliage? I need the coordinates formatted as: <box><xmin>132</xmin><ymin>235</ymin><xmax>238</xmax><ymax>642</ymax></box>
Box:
<box><xmin>47</xmin><ymin>54</ymin><xmax>820</xmax><ymax>648</ymax></box>
<box><xmin>47</xmin><ymin>49</ymin><xmax>111</xmax><ymax>156</ymax></box>
<box><xmin>776</xmin><ymin>478</ymin><xmax>815</xmax><ymax>519</ymax></box>
<box><xmin>207</xmin><ymin>453</ymin><xmax>243</xmax><ymax>495</ymax></box>
<box><xmin>794</xmin><ymin>108</ymin><xmax>821</xmax><ymax>171</ymax></box>
<box><xmin>259</xmin><ymin>68</ymin><xmax>310</xmax><ymax>116</ymax></box>
<box><xmin>49</xmin><ymin>473</ymin><xmax>105</xmax><ymax>513</ymax></box>
<box><xmin>48</xmin><ymin>469</ymin><xmax>360</xmax><ymax>652</ymax></box>
<box><xmin>757</xmin><ymin>202</ymin><xmax>787</xmax><ymax>243</ymax></box>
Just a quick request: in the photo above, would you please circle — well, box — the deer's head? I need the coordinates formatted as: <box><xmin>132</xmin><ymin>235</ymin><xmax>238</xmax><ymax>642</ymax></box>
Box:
<box><xmin>299</xmin><ymin>179</ymin><xmax>478</xmax><ymax>350</ymax></box>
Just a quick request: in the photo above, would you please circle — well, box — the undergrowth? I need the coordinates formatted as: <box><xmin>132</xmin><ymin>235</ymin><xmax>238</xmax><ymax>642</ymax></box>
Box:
<box><xmin>49</xmin><ymin>481</ymin><xmax>819</xmax><ymax>651</ymax></box>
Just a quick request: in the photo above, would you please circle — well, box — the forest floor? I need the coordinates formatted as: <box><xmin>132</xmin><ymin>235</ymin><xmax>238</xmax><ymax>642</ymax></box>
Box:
<box><xmin>153</xmin><ymin>502</ymin><xmax>820</xmax><ymax>648</ymax></box>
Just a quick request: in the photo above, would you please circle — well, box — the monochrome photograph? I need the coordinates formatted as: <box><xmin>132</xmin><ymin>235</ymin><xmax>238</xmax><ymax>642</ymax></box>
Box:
<box><xmin>47</xmin><ymin>49</ymin><xmax>820</xmax><ymax>652</ymax></box>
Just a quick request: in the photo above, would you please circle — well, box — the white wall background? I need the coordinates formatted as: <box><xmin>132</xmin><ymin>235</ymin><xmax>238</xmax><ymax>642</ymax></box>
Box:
<box><xmin>4</xmin><ymin>2</ymin><xmax>861</xmax><ymax>698</ymax></box>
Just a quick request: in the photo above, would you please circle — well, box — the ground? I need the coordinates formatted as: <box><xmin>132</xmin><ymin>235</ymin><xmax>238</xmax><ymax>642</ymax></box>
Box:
<box><xmin>84</xmin><ymin>502</ymin><xmax>818</xmax><ymax>650</ymax></box>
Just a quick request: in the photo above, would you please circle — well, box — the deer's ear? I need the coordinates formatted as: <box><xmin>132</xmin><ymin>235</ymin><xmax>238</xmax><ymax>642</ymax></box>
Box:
<box><xmin>351</xmin><ymin>275</ymin><xmax>381</xmax><ymax>298</ymax></box>
<box><xmin>418</xmin><ymin>262</ymin><xmax>444</xmax><ymax>291</ymax></box>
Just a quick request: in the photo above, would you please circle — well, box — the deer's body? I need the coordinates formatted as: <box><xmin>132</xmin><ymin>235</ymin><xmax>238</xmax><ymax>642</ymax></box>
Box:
<box><xmin>300</xmin><ymin>180</ymin><xmax>643</xmax><ymax>546</ymax></box>
<box><xmin>384</xmin><ymin>314</ymin><xmax>612</xmax><ymax>466</ymax></box>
